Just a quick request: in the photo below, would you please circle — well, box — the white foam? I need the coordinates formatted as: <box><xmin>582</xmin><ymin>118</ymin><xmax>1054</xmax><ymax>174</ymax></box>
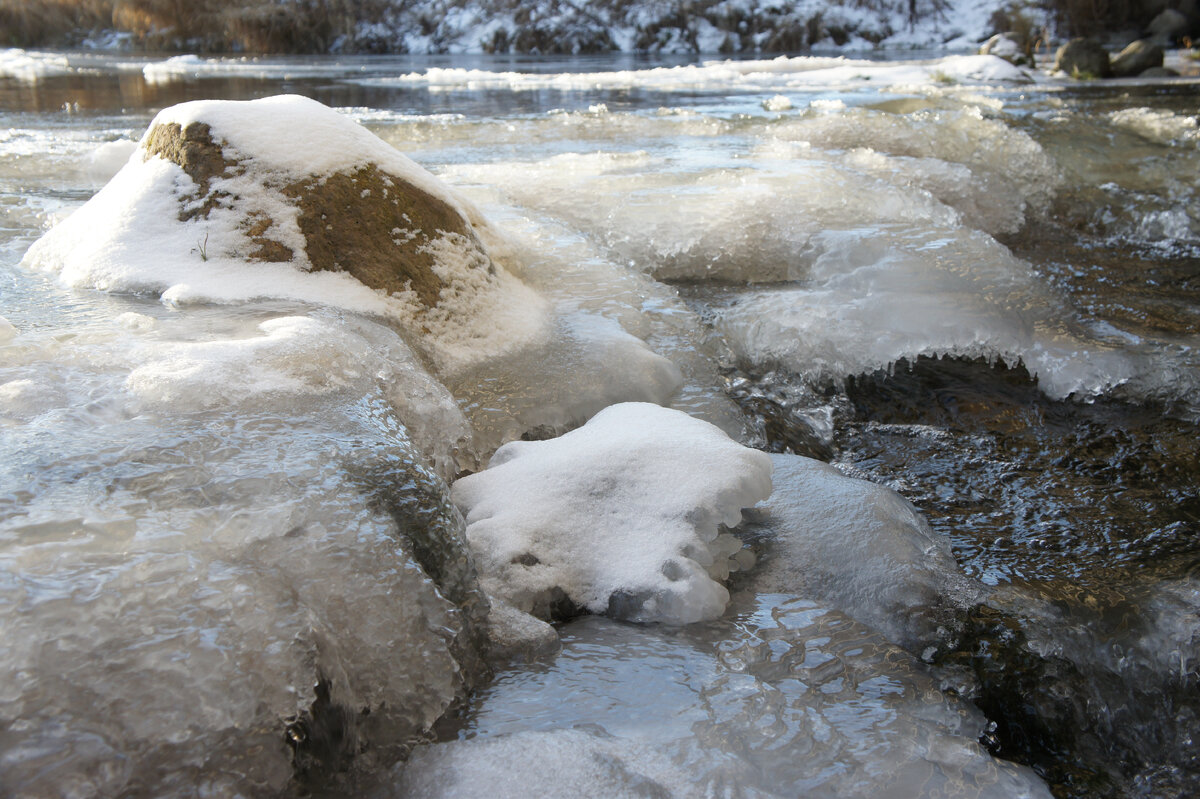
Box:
<box><xmin>451</xmin><ymin>403</ymin><xmax>773</xmax><ymax>624</ymax></box>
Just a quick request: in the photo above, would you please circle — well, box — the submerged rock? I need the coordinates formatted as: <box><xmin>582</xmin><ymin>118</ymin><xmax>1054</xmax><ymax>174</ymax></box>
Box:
<box><xmin>1053</xmin><ymin>38</ymin><xmax>1112</xmax><ymax>78</ymax></box>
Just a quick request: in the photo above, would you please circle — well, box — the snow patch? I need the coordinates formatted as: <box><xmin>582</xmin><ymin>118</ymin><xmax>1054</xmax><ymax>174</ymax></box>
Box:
<box><xmin>451</xmin><ymin>403</ymin><xmax>773</xmax><ymax>624</ymax></box>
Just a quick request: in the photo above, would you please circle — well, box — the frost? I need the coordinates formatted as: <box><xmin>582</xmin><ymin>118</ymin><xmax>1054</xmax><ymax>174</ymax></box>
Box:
<box><xmin>451</xmin><ymin>403</ymin><xmax>773</xmax><ymax>624</ymax></box>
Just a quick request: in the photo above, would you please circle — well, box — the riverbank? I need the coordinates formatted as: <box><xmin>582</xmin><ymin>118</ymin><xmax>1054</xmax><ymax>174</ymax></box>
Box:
<box><xmin>2</xmin><ymin>0</ymin><xmax>1197</xmax><ymax>55</ymax></box>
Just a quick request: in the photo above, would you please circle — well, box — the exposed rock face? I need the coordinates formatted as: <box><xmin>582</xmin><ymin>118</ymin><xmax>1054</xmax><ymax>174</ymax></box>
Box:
<box><xmin>142</xmin><ymin>118</ymin><xmax>488</xmax><ymax>309</ymax></box>
<box><xmin>1110</xmin><ymin>39</ymin><xmax>1165</xmax><ymax>77</ymax></box>
<box><xmin>1054</xmin><ymin>38</ymin><xmax>1112</xmax><ymax>78</ymax></box>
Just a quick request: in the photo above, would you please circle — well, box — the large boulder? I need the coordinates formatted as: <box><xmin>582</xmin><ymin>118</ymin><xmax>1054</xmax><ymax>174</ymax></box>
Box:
<box><xmin>1110</xmin><ymin>38</ymin><xmax>1165</xmax><ymax>77</ymax></box>
<box><xmin>1054</xmin><ymin>37</ymin><xmax>1112</xmax><ymax>78</ymax></box>
<box><xmin>23</xmin><ymin>94</ymin><xmax>547</xmax><ymax>374</ymax></box>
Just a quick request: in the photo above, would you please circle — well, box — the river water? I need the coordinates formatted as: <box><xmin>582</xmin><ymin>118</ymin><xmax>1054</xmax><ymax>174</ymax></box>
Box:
<box><xmin>1</xmin><ymin>50</ymin><xmax>1198</xmax><ymax>798</ymax></box>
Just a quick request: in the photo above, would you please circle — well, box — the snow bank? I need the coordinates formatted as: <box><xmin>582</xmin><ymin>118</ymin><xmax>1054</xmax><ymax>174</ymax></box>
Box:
<box><xmin>0</xmin><ymin>49</ymin><xmax>71</xmax><ymax>80</ymax></box>
<box><xmin>366</xmin><ymin>55</ymin><xmax>1030</xmax><ymax>94</ymax></box>
<box><xmin>451</xmin><ymin>403</ymin><xmax>773</xmax><ymax>624</ymax></box>
<box><xmin>745</xmin><ymin>454</ymin><xmax>985</xmax><ymax>650</ymax></box>
<box><xmin>22</xmin><ymin>94</ymin><xmax>548</xmax><ymax>375</ymax></box>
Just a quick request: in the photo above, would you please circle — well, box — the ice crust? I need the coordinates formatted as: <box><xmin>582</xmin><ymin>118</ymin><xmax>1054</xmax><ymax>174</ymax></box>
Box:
<box><xmin>451</xmin><ymin>402</ymin><xmax>773</xmax><ymax>624</ymax></box>
<box><xmin>745</xmin><ymin>454</ymin><xmax>985</xmax><ymax>650</ymax></box>
<box><xmin>442</xmin><ymin>99</ymin><xmax>1134</xmax><ymax>399</ymax></box>
<box><xmin>388</xmin><ymin>607</ymin><xmax>1052</xmax><ymax>799</ymax></box>
<box><xmin>0</xmin><ymin>313</ymin><xmax>490</xmax><ymax>795</ymax></box>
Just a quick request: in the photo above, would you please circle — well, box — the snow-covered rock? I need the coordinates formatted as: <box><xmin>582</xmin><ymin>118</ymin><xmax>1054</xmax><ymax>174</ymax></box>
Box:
<box><xmin>22</xmin><ymin>94</ymin><xmax>548</xmax><ymax>375</ymax></box>
<box><xmin>451</xmin><ymin>403</ymin><xmax>773</xmax><ymax>624</ymax></box>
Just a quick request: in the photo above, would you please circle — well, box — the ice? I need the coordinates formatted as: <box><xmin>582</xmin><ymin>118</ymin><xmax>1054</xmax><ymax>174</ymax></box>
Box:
<box><xmin>0</xmin><ymin>320</ymin><xmax>491</xmax><ymax>794</ymax></box>
<box><xmin>0</xmin><ymin>315</ymin><xmax>15</xmax><ymax>342</ymax></box>
<box><xmin>386</xmin><ymin>603</ymin><xmax>1052</xmax><ymax>798</ymax></box>
<box><xmin>743</xmin><ymin>454</ymin><xmax>985</xmax><ymax>651</ymax></box>
<box><xmin>451</xmin><ymin>402</ymin><xmax>773</xmax><ymax>624</ymax></box>
<box><xmin>446</xmin><ymin>312</ymin><xmax>685</xmax><ymax>457</ymax></box>
<box><xmin>711</xmin><ymin>226</ymin><xmax>1136</xmax><ymax>400</ymax></box>
<box><xmin>1108</xmin><ymin>108</ymin><xmax>1200</xmax><ymax>146</ymax></box>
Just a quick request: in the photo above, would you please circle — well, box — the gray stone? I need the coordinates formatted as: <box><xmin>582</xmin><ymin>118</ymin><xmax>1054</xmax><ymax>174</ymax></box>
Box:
<box><xmin>1139</xmin><ymin>66</ymin><xmax>1181</xmax><ymax>77</ymax></box>
<box><xmin>1054</xmin><ymin>37</ymin><xmax>1112</xmax><ymax>78</ymax></box>
<box><xmin>1111</xmin><ymin>39</ymin><xmax>1164</xmax><ymax>77</ymax></box>
<box><xmin>981</xmin><ymin>32</ymin><xmax>1033</xmax><ymax>66</ymax></box>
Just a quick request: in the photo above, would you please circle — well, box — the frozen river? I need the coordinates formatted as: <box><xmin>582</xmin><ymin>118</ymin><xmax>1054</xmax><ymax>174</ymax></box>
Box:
<box><xmin>1</xmin><ymin>49</ymin><xmax>1199</xmax><ymax>798</ymax></box>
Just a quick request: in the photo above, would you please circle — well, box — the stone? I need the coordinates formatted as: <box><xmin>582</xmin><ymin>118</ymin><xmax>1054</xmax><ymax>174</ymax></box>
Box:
<box><xmin>1138</xmin><ymin>66</ymin><xmax>1181</xmax><ymax>77</ymax></box>
<box><xmin>141</xmin><ymin>117</ymin><xmax>490</xmax><ymax>309</ymax></box>
<box><xmin>1111</xmin><ymin>39</ymin><xmax>1165</xmax><ymax>77</ymax></box>
<box><xmin>980</xmin><ymin>32</ymin><xmax>1032</xmax><ymax>66</ymax></box>
<box><xmin>1053</xmin><ymin>37</ymin><xmax>1112</xmax><ymax>78</ymax></box>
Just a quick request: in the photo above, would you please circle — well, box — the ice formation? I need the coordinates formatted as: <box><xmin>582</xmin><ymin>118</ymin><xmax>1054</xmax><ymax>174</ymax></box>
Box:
<box><xmin>745</xmin><ymin>454</ymin><xmax>985</xmax><ymax>650</ymax></box>
<box><xmin>386</xmin><ymin>608</ymin><xmax>1053</xmax><ymax>799</ymax></box>
<box><xmin>451</xmin><ymin>402</ymin><xmax>773</xmax><ymax>624</ymax></box>
<box><xmin>0</xmin><ymin>314</ymin><xmax>491</xmax><ymax>795</ymax></box>
<box><xmin>22</xmin><ymin>94</ymin><xmax>548</xmax><ymax>374</ymax></box>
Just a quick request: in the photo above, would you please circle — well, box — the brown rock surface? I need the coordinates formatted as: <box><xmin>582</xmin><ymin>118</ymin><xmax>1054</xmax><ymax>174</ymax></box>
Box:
<box><xmin>142</xmin><ymin>119</ymin><xmax>491</xmax><ymax>308</ymax></box>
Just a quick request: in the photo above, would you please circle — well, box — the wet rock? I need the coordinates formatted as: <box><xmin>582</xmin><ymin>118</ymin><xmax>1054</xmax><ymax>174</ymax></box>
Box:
<box><xmin>1138</xmin><ymin>66</ymin><xmax>1181</xmax><ymax>77</ymax></box>
<box><xmin>1054</xmin><ymin>38</ymin><xmax>1112</xmax><ymax>79</ymax></box>
<box><xmin>142</xmin><ymin>117</ymin><xmax>488</xmax><ymax>309</ymax></box>
<box><xmin>980</xmin><ymin>32</ymin><xmax>1033</xmax><ymax>66</ymax></box>
<box><xmin>1110</xmin><ymin>39</ymin><xmax>1164</xmax><ymax>78</ymax></box>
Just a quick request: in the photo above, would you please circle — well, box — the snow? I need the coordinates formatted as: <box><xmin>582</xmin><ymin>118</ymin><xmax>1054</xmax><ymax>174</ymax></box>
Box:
<box><xmin>22</xmin><ymin>95</ymin><xmax>550</xmax><ymax>376</ymax></box>
<box><xmin>363</xmin><ymin>55</ymin><xmax>1031</xmax><ymax>94</ymax></box>
<box><xmin>451</xmin><ymin>402</ymin><xmax>773</xmax><ymax>624</ymax></box>
<box><xmin>0</xmin><ymin>49</ymin><xmax>71</xmax><ymax>80</ymax></box>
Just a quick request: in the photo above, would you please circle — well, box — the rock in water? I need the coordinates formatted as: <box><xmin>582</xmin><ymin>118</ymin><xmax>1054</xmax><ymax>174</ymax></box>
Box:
<box><xmin>23</xmin><ymin>94</ymin><xmax>547</xmax><ymax>373</ymax></box>
<box><xmin>980</xmin><ymin>32</ymin><xmax>1032</xmax><ymax>66</ymax></box>
<box><xmin>1110</xmin><ymin>39</ymin><xmax>1164</xmax><ymax>77</ymax></box>
<box><xmin>1053</xmin><ymin>38</ymin><xmax>1112</xmax><ymax>78</ymax></box>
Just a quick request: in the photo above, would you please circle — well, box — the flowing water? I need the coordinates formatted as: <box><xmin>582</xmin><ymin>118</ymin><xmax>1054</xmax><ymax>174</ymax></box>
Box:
<box><xmin>1</xmin><ymin>50</ymin><xmax>1199</xmax><ymax>798</ymax></box>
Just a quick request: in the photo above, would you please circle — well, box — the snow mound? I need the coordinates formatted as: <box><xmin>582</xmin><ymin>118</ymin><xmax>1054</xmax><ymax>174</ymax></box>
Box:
<box><xmin>745</xmin><ymin>454</ymin><xmax>985</xmax><ymax>650</ymax></box>
<box><xmin>22</xmin><ymin>94</ymin><xmax>548</xmax><ymax>375</ymax></box>
<box><xmin>451</xmin><ymin>403</ymin><xmax>773</xmax><ymax>624</ymax></box>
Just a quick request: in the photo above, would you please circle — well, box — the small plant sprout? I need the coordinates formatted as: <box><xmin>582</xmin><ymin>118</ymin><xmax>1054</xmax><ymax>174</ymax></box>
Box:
<box><xmin>195</xmin><ymin>230</ymin><xmax>209</xmax><ymax>261</ymax></box>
